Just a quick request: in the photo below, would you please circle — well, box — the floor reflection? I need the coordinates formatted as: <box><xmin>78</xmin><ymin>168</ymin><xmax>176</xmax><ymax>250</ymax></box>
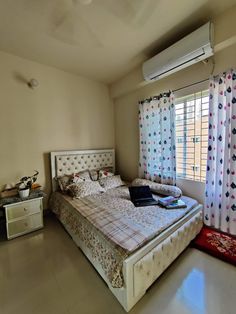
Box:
<box><xmin>176</xmin><ymin>268</ymin><xmax>206</xmax><ymax>313</ymax></box>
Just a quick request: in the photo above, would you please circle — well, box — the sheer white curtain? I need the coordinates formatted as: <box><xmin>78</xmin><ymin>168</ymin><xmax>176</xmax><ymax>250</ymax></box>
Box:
<box><xmin>139</xmin><ymin>92</ymin><xmax>176</xmax><ymax>185</ymax></box>
<box><xmin>205</xmin><ymin>69</ymin><xmax>236</xmax><ymax>235</ymax></box>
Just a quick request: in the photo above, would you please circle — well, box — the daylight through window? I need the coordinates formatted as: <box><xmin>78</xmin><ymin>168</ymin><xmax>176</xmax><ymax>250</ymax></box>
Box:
<box><xmin>175</xmin><ymin>90</ymin><xmax>209</xmax><ymax>182</ymax></box>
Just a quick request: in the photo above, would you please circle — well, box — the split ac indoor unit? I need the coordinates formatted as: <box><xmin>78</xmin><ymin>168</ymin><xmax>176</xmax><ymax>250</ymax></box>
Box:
<box><xmin>142</xmin><ymin>22</ymin><xmax>214</xmax><ymax>81</ymax></box>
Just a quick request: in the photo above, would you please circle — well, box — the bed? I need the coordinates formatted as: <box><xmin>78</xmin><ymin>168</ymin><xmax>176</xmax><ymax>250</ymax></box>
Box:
<box><xmin>49</xmin><ymin>149</ymin><xmax>203</xmax><ymax>312</ymax></box>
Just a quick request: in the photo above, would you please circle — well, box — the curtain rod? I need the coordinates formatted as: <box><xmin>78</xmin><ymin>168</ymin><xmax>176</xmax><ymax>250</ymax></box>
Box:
<box><xmin>173</xmin><ymin>78</ymin><xmax>209</xmax><ymax>92</ymax></box>
<box><xmin>139</xmin><ymin>77</ymin><xmax>209</xmax><ymax>104</ymax></box>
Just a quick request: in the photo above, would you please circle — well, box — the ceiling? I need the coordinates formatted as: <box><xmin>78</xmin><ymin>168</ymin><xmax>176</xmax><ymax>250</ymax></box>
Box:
<box><xmin>0</xmin><ymin>0</ymin><xmax>235</xmax><ymax>84</ymax></box>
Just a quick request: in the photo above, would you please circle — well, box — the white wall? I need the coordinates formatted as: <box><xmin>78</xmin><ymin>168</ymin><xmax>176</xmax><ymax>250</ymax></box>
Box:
<box><xmin>0</xmin><ymin>51</ymin><xmax>114</xmax><ymax>205</ymax></box>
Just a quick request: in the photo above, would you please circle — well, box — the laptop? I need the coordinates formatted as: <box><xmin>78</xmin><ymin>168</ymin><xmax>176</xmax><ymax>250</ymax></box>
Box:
<box><xmin>129</xmin><ymin>186</ymin><xmax>159</xmax><ymax>207</ymax></box>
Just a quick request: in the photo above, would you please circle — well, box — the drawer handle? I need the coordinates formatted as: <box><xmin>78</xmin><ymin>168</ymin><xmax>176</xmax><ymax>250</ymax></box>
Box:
<box><xmin>24</xmin><ymin>222</ymin><xmax>28</xmax><ymax>227</ymax></box>
<box><xmin>24</xmin><ymin>208</ymin><xmax>28</xmax><ymax>212</ymax></box>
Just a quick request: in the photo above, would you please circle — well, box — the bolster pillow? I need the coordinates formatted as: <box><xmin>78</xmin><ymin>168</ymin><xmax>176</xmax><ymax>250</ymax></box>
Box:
<box><xmin>132</xmin><ymin>178</ymin><xmax>182</xmax><ymax>198</ymax></box>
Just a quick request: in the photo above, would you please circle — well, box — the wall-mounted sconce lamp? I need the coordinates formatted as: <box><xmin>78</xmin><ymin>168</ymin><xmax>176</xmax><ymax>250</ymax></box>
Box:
<box><xmin>28</xmin><ymin>78</ymin><xmax>39</xmax><ymax>89</ymax></box>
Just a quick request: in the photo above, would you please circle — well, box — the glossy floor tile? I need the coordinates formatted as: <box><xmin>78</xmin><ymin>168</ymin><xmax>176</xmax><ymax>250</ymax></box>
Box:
<box><xmin>0</xmin><ymin>216</ymin><xmax>235</xmax><ymax>314</ymax></box>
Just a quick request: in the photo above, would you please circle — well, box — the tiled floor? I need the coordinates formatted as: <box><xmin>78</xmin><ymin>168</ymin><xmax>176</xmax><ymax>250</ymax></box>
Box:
<box><xmin>0</xmin><ymin>216</ymin><xmax>235</xmax><ymax>314</ymax></box>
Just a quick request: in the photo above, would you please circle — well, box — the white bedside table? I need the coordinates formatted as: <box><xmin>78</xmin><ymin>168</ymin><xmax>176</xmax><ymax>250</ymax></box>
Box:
<box><xmin>3</xmin><ymin>197</ymin><xmax>43</xmax><ymax>239</ymax></box>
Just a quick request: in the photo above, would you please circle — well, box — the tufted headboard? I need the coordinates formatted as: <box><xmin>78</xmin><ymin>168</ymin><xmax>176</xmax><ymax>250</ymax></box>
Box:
<box><xmin>50</xmin><ymin>149</ymin><xmax>115</xmax><ymax>192</ymax></box>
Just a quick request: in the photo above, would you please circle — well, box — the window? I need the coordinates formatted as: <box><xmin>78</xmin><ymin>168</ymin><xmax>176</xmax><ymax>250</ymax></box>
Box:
<box><xmin>177</xmin><ymin>137</ymin><xmax>184</xmax><ymax>143</ymax></box>
<box><xmin>175</xmin><ymin>90</ymin><xmax>209</xmax><ymax>182</ymax></box>
<box><xmin>191</xmin><ymin>136</ymin><xmax>200</xmax><ymax>143</ymax></box>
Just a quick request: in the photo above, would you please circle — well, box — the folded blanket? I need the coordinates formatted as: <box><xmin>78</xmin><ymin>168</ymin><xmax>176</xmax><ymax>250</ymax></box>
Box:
<box><xmin>132</xmin><ymin>178</ymin><xmax>182</xmax><ymax>198</ymax></box>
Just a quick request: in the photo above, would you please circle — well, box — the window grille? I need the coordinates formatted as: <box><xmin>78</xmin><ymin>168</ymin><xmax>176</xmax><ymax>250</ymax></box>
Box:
<box><xmin>175</xmin><ymin>90</ymin><xmax>209</xmax><ymax>182</ymax></box>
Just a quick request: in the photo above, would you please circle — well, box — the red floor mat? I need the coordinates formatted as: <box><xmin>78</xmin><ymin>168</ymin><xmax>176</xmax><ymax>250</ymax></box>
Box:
<box><xmin>193</xmin><ymin>226</ymin><xmax>236</xmax><ymax>266</ymax></box>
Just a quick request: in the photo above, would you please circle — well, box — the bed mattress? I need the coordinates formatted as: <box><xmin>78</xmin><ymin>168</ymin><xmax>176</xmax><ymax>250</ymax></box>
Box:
<box><xmin>49</xmin><ymin>186</ymin><xmax>199</xmax><ymax>288</ymax></box>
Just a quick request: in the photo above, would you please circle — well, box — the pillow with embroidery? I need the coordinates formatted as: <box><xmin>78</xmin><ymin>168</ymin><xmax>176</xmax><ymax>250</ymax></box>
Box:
<box><xmin>99</xmin><ymin>175</ymin><xmax>124</xmax><ymax>191</ymax></box>
<box><xmin>90</xmin><ymin>167</ymin><xmax>114</xmax><ymax>181</ymax></box>
<box><xmin>68</xmin><ymin>181</ymin><xmax>105</xmax><ymax>199</ymax></box>
<box><xmin>57</xmin><ymin>175</ymin><xmax>72</xmax><ymax>192</ymax></box>
<box><xmin>132</xmin><ymin>178</ymin><xmax>182</xmax><ymax>198</ymax></box>
<box><xmin>72</xmin><ymin>170</ymin><xmax>92</xmax><ymax>184</ymax></box>
<box><xmin>98</xmin><ymin>168</ymin><xmax>114</xmax><ymax>179</ymax></box>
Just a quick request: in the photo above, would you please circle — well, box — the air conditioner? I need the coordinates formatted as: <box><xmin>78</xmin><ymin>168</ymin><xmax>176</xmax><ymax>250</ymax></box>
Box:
<box><xmin>142</xmin><ymin>22</ymin><xmax>214</xmax><ymax>81</ymax></box>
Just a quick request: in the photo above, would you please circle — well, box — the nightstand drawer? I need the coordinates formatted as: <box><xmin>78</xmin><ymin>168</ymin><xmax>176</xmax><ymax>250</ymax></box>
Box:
<box><xmin>7</xmin><ymin>213</ymin><xmax>43</xmax><ymax>239</ymax></box>
<box><xmin>6</xmin><ymin>199</ymin><xmax>41</xmax><ymax>221</ymax></box>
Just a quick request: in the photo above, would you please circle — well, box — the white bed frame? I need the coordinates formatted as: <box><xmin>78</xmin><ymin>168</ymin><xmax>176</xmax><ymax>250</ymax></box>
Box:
<box><xmin>50</xmin><ymin>149</ymin><xmax>203</xmax><ymax>312</ymax></box>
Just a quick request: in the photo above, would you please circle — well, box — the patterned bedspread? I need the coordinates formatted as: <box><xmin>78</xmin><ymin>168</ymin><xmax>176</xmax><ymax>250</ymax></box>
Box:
<box><xmin>49</xmin><ymin>186</ymin><xmax>198</xmax><ymax>288</ymax></box>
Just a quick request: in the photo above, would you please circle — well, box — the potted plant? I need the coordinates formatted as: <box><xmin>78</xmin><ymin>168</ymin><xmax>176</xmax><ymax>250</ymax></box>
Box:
<box><xmin>17</xmin><ymin>171</ymin><xmax>39</xmax><ymax>199</ymax></box>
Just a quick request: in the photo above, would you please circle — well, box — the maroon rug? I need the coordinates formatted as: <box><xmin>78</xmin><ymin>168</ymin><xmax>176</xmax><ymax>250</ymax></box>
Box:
<box><xmin>193</xmin><ymin>226</ymin><xmax>236</xmax><ymax>266</ymax></box>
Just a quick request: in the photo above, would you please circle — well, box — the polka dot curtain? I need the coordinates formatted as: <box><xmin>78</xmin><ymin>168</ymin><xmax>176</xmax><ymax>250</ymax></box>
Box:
<box><xmin>205</xmin><ymin>69</ymin><xmax>236</xmax><ymax>235</ymax></box>
<box><xmin>139</xmin><ymin>92</ymin><xmax>176</xmax><ymax>185</ymax></box>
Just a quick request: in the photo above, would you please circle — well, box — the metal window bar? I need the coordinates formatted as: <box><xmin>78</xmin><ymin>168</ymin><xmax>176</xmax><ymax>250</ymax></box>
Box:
<box><xmin>176</xmin><ymin>90</ymin><xmax>209</xmax><ymax>182</ymax></box>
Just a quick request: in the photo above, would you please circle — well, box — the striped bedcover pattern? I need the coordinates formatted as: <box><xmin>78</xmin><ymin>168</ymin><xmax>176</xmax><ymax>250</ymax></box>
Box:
<box><xmin>67</xmin><ymin>196</ymin><xmax>148</xmax><ymax>252</ymax></box>
<box><xmin>60</xmin><ymin>190</ymin><xmax>198</xmax><ymax>253</ymax></box>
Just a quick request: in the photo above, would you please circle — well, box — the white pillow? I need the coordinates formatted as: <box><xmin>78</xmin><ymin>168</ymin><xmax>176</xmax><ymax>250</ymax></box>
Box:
<box><xmin>99</xmin><ymin>175</ymin><xmax>124</xmax><ymax>191</ymax></box>
<box><xmin>72</xmin><ymin>170</ymin><xmax>92</xmax><ymax>184</ymax></box>
<box><xmin>68</xmin><ymin>181</ymin><xmax>105</xmax><ymax>199</ymax></box>
<box><xmin>89</xmin><ymin>167</ymin><xmax>114</xmax><ymax>181</ymax></box>
<box><xmin>98</xmin><ymin>168</ymin><xmax>114</xmax><ymax>179</ymax></box>
<box><xmin>132</xmin><ymin>178</ymin><xmax>182</xmax><ymax>198</ymax></box>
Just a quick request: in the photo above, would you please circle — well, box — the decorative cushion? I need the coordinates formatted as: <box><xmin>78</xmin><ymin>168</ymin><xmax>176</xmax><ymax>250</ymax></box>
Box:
<box><xmin>99</xmin><ymin>175</ymin><xmax>124</xmax><ymax>191</ymax></box>
<box><xmin>132</xmin><ymin>178</ymin><xmax>182</xmax><ymax>198</ymax></box>
<box><xmin>89</xmin><ymin>169</ymin><xmax>99</xmax><ymax>181</ymax></box>
<box><xmin>72</xmin><ymin>170</ymin><xmax>92</xmax><ymax>184</ymax></box>
<box><xmin>90</xmin><ymin>167</ymin><xmax>114</xmax><ymax>181</ymax></box>
<box><xmin>68</xmin><ymin>181</ymin><xmax>105</xmax><ymax>199</ymax></box>
<box><xmin>98</xmin><ymin>169</ymin><xmax>114</xmax><ymax>179</ymax></box>
<box><xmin>101</xmin><ymin>166</ymin><xmax>114</xmax><ymax>173</ymax></box>
<box><xmin>57</xmin><ymin>175</ymin><xmax>72</xmax><ymax>192</ymax></box>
